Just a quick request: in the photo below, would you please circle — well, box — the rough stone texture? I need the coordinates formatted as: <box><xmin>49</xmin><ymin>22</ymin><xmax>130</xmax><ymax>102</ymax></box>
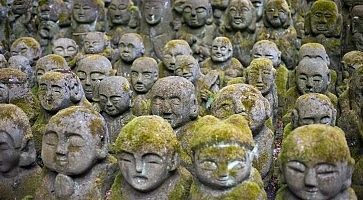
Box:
<box><xmin>52</xmin><ymin>38</ymin><xmax>79</xmax><ymax>69</ymax></box>
<box><xmin>10</xmin><ymin>37</ymin><xmax>42</xmax><ymax>66</ymax></box>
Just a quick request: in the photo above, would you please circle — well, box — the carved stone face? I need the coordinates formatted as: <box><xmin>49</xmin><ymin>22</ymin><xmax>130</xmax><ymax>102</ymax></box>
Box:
<box><xmin>211</xmin><ymin>37</ymin><xmax>232</xmax><ymax>62</ymax></box>
<box><xmin>11</xmin><ymin>0</ymin><xmax>31</xmax><ymax>14</ymax></box>
<box><xmin>342</xmin><ymin>51</ymin><xmax>363</xmax><ymax>79</ymax></box>
<box><xmin>35</xmin><ymin>55</ymin><xmax>69</xmax><ymax>84</ymax></box>
<box><xmin>38</xmin><ymin>1</ymin><xmax>60</xmax><ymax>22</ymax></box>
<box><xmin>211</xmin><ymin>0</ymin><xmax>229</xmax><ymax>9</ymax></box>
<box><xmin>119</xmin><ymin>34</ymin><xmax>144</xmax><ymax>63</ymax></box>
<box><xmin>265</xmin><ymin>0</ymin><xmax>289</xmax><ymax>28</ymax></box>
<box><xmin>83</xmin><ymin>32</ymin><xmax>106</xmax><ymax>54</ymax></box>
<box><xmin>0</xmin><ymin>55</ymin><xmax>7</xmax><ymax>68</ymax></box>
<box><xmin>175</xmin><ymin>55</ymin><xmax>199</xmax><ymax>84</ymax></box>
<box><xmin>247</xmin><ymin>58</ymin><xmax>274</xmax><ymax>95</ymax></box>
<box><xmin>352</xmin><ymin>5</ymin><xmax>363</xmax><ymax>51</ymax></box>
<box><xmin>11</xmin><ymin>41</ymin><xmax>40</xmax><ymax>63</ymax></box>
<box><xmin>298</xmin><ymin>43</ymin><xmax>329</xmax><ymax>65</ymax></box>
<box><xmin>0</xmin><ymin>83</ymin><xmax>8</xmax><ymax>102</ymax></box>
<box><xmin>228</xmin><ymin>0</ymin><xmax>254</xmax><ymax>30</ymax></box>
<box><xmin>52</xmin><ymin>38</ymin><xmax>79</xmax><ymax>62</ymax></box>
<box><xmin>162</xmin><ymin>41</ymin><xmax>192</xmax><ymax>72</ymax></box>
<box><xmin>251</xmin><ymin>40</ymin><xmax>281</xmax><ymax>68</ymax></box>
<box><xmin>0</xmin><ymin>132</ymin><xmax>21</xmax><ymax>174</ymax></box>
<box><xmin>194</xmin><ymin>143</ymin><xmax>252</xmax><ymax>189</ymax></box>
<box><xmin>98</xmin><ymin>77</ymin><xmax>131</xmax><ymax>116</ymax></box>
<box><xmin>72</xmin><ymin>0</ymin><xmax>98</xmax><ymax>24</ymax></box>
<box><xmin>143</xmin><ymin>1</ymin><xmax>164</xmax><ymax>25</ymax></box>
<box><xmin>8</xmin><ymin>56</ymin><xmax>32</xmax><ymax>77</ymax></box>
<box><xmin>131</xmin><ymin>57</ymin><xmax>158</xmax><ymax>94</ymax></box>
<box><xmin>109</xmin><ymin>0</ymin><xmax>131</xmax><ymax>25</ymax></box>
<box><xmin>296</xmin><ymin>58</ymin><xmax>330</xmax><ymax>94</ymax></box>
<box><xmin>183</xmin><ymin>0</ymin><xmax>210</xmax><ymax>28</ymax></box>
<box><xmin>251</xmin><ymin>0</ymin><xmax>264</xmax><ymax>21</ymax></box>
<box><xmin>310</xmin><ymin>1</ymin><xmax>339</xmax><ymax>35</ymax></box>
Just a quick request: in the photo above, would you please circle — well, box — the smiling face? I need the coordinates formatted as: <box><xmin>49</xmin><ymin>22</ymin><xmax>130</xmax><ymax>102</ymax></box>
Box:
<box><xmin>310</xmin><ymin>1</ymin><xmax>339</xmax><ymax>36</ymax></box>
<box><xmin>247</xmin><ymin>58</ymin><xmax>274</xmax><ymax>95</ymax></box>
<box><xmin>130</xmin><ymin>57</ymin><xmax>158</xmax><ymax>94</ymax></box>
<box><xmin>72</xmin><ymin>0</ymin><xmax>98</xmax><ymax>23</ymax></box>
<box><xmin>228</xmin><ymin>0</ymin><xmax>254</xmax><ymax>30</ymax></box>
<box><xmin>265</xmin><ymin>0</ymin><xmax>289</xmax><ymax>28</ymax></box>
<box><xmin>83</xmin><ymin>32</ymin><xmax>106</xmax><ymax>54</ymax></box>
<box><xmin>52</xmin><ymin>38</ymin><xmax>79</xmax><ymax>62</ymax></box>
<box><xmin>143</xmin><ymin>1</ymin><xmax>164</xmax><ymax>25</ymax></box>
<box><xmin>162</xmin><ymin>41</ymin><xmax>192</xmax><ymax>72</ymax></box>
<box><xmin>182</xmin><ymin>0</ymin><xmax>210</xmax><ymax>28</ymax></box>
<box><xmin>211</xmin><ymin>37</ymin><xmax>232</xmax><ymax>62</ymax></box>
<box><xmin>119</xmin><ymin>34</ymin><xmax>144</xmax><ymax>63</ymax></box>
<box><xmin>109</xmin><ymin>0</ymin><xmax>131</xmax><ymax>25</ymax></box>
<box><xmin>175</xmin><ymin>55</ymin><xmax>199</xmax><ymax>84</ymax></box>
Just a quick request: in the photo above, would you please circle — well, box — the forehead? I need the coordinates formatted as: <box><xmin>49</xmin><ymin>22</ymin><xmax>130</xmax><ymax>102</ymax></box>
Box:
<box><xmin>99</xmin><ymin>81</ymin><xmax>128</xmax><ymax>94</ymax></box>
<box><xmin>120</xmin><ymin>35</ymin><xmax>142</xmax><ymax>45</ymax></box>
<box><xmin>250</xmin><ymin>63</ymin><xmax>273</xmax><ymax>71</ymax></box>
<box><xmin>85</xmin><ymin>33</ymin><xmax>104</xmax><ymax>40</ymax></box>
<box><xmin>153</xmin><ymin>85</ymin><xmax>191</xmax><ymax>98</ymax></box>
<box><xmin>177</xmin><ymin>56</ymin><xmax>197</xmax><ymax>65</ymax></box>
<box><xmin>54</xmin><ymin>39</ymin><xmax>77</xmax><ymax>47</ymax></box>
<box><xmin>352</xmin><ymin>6</ymin><xmax>363</xmax><ymax>17</ymax></box>
<box><xmin>39</xmin><ymin>77</ymin><xmax>66</xmax><ymax>86</ymax></box>
<box><xmin>131</xmin><ymin>62</ymin><xmax>157</xmax><ymax>71</ymax></box>
<box><xmin>230</xmin><ymin>0</ymin><xmax>250</xmax><ymax>7</ymax></box>
<box><xmin>111</xmin><ymin>0</ymin><xmax>129</xmax><ymax>4</ymax></box>
<box><xmin>74</xmin><ymin>0</ymin><xmax>97</xmax><ymax>6</ymax></box>
<box><xmin>197</xmin><ymin>144</ymin><xmax>247</xmax><ymax>158</ymax></box>
<box><xmin>185</xmin><ymin>0</ymin><xmax>209</xmax><ymax>8</ymax></box>
<box><xmin>297</xmin><ymin>61</ymin><xmax>328</xmax><ymax>73</ymax></box>
<box><xmin>213</xmin><ymin>38</ymin><xmax>231</xmax><ymax>46</ymax></box>
<box><xmin>48</xmin><ymin>116</ymin><xmax>91</xmax><ymax>134</ymax></box>
<box><xmin>78</xmin><ymin>60</ymin><xmax>110</xmax><ymax>71</ymax></box>
<box><xmin>12</xmin><ymin>42</ymin><xmax>30</xmax><ymax>50</ymax></box>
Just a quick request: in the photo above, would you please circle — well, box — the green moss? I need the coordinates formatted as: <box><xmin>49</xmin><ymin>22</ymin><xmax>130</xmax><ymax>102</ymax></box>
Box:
<box><xmin>12</xmin><ymin>37</ymin><xmax>40</xmax><ymax>49</ymax></box>
<box><xmin>311</xmin><ymin>0</ymin><xmax>338</xmax><ymax>13</ymax></box>
<box><xmin>110</xmin><ymin>173</ymin><xmax>125</xmax><ymax>200</ymax></box>
<box><xmin>168</xmin><ymin>168</ymin><xmax>193</xmax><ymax>200</ymax></box>
<box><xmin>275</xmin><ymin>64</ymin><xmax>288</xmax><ymax>97</ymax></box>
<box><xmin>0</xmin><ymin>68</ymin><xmax>27</xmax><ymax>84</ymax></box>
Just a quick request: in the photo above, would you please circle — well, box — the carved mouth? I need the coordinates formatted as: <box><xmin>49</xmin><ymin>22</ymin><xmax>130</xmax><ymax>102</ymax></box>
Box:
<box><xmin>133</xmin><ymin>176</ymin><xmax>148</xmax><ymax>184</ymax></box>
<box><xmin>134</xmin><ymin>84</ymin><xmax>145</xmax><ymax>90</ymax></box>
<box><xmin>56</xmin><ymin>156</ymin><xmax>68</xmax><ymax>166</ymax></box>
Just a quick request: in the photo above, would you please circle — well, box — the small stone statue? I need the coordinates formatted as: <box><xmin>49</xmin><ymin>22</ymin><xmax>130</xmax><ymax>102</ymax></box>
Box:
<box><xmin>110</xmin><ymin>115</ymin><xmax>192</xmax><ymax>200</ymax></box>
<box><xmin>210</xmin><ymin>0</ymin><xmax>230</xmax><ymax>26</ymax></box>
<box><xmin>52</xmin><ymin>37</ymin><xmax>79</xmax><ymax>69</ymax></box>
<box><xmin>113</xmin><ymin>33</ymin><xmax>144</xmax><ymax>78</ymax></box>
<box><xmin>36</xmin><ymin>106</ymin><xmax>116</xmax><ymax>199</ymax></box>
<box><xmin>339</xmin><ymin>50</ymin><xmax>363</xmax><ymax>95</ymax></box>
<box><xmin>0</xmin><ymin>54</ymin><xmax>7</xmax><ymax>68</ymax></box>
<box><xmin>276</xmin><ymin>124</ymin><xmax>357</xmax><ymax>200</ymax></box>
<box><xmin>80</xmin><ymin>31</ymin><xmax>115</xmax><ymax>61</ymax></box>
<box><xmin>8</xmin><ymin>0</ymin><xmax>36</xmax><ymax>43</ymax></box>
<box><xmin>150</xmin><ymin>76</ymin><xmax>198</xmax><ymax>136</ymax></box>
<box><xmin>210</xmin><ymin>84</ymin><xmax>274</xmax><ymax>182</ymax></box>
<box><xmin>130</xmin><ymin>56</ymin><xmax>158</xmax><ymax>116</ymax></box>
<box><xmin>98</xmin><ymin>76</ymin><xmax>134</xmax><ymax>142</ymax></box>
<box><xmin>283</xmin><ymin>93</ymin><xmax>336</xmax><ymax>137</ymax></box>
<box><xmin>8</xmin><ymin>55</ymin><xmax>34</xmax><ymax>87</ymax></box>
<box><xmin>10</xmin><ymin>37</ymin><xmax>42</xmax><ymax>66</ymax></box>
<box><xmin>251</xmin><ymin>0</ymin><xmax>266</xmax><ymax>29</ymax></box>
<box><xmin>0</xmin><ymin>104</ymin><xmax>41</xmax><ymax>200</ymax></box>
<box><xmin>186</xmin><ymin>115</ymin><xmax>267</xmax><ymax>199</ymax></box>
<box><xmin>175</xmin><ymin>54</ymin><xmax>202</xmax><ymax>85</ymax></box>
<box><xmin>352</xmin><ymin>5</ymin><xmax>363</xmax><ymax>51</ymax></box>
<box><xmin>35</xmin><ymin>54</ymin><xmax>70</xmax><ymax>84</ymax></box>
<box><xmin>159</xmin><ymin>39</ymin><xmax>193</xmax><ymax>78</ymax></box>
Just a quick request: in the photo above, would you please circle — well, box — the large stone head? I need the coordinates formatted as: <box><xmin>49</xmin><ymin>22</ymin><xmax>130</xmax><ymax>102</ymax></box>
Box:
<box><xmin>352</xmin><ymin>5</ymin><xmax>363</xmax><ymax>51</ymax></box>
<box><xmin>114</xmin><ymin>115</ymin><xmax>179</xmax><ymax>192</ymax></box>
<box><xmin>11</xmin><ymin>37</ymin><xmax>42</xmax><ymax>65</ymax></box>
<box><xmin>224</xmin><ymin>0</ymin><xmax>256</xmax><ymax>32</ymax></box>
<box><xmin>263</xmin><ymin>0</ymin><xmax>291</xmax><ymax>28</ymax></box>
<box><xmin>119</xmin><ymin>33</ymin><xmax>145</xmax><ymax>63</ymax></box>
<box><xmin>247</xmin><ymin>58</ymin><xmax>276</xmax><ymax>95</ymax></box>
<box><xmin>11</xmin><ymin>0</ymin><xmax>31</xmax><ymax>14</ymax></box>
<box><xmin>150</xmin><ymin>76</ymin><xmax>198</xmax><ymax>130</ymax></box>
<box><xmin>280</xmin><ymin>124</ymin><xmax>354</xmax><ymax>200</ymax></box>
<box><xmin>342</xmin><ymin>51</ymin><xmax>363</xmax><ymax>80</ymax></box>
<box><xmin>298</xmin><ymin>43</ymin><xmax>330</xmax><ymax>66</ymax></box>
<box><xmin>42</xmin><ymin>106</ymin><xmax>108</xmax><ymax>175</ymax></box>
<box><xmin>211</xmin><ymin>84</ymin><xmax>271</xmax><ymax>133</ymax></box>
<box><xmin>35</xmin><ymin>54</ymin><xmax>69</xmax><ymax>84</ymax></box>
<box><xmin>76</xmin><ymin>55</ymin><xmax>113</xmax><ymax>101</ymax></box>
<box><xmin>211</xmin><ymin>37</ymin><xmax>233</xmax><ymax>63</ymax></box>
<box><xmin>0</xmin><ymin>68</ymin><xmax>29</xmax><ymax>103</ymax></box>
<box><xmin>130</xmin><ymin>56</ymin><xmax>158</xmax><ymax>94</ymax></box>
<box><xmin>175</xmin><ymin>55</ymin><xmax>200</xmax><ymax>84</ymax></box>
<box><xmin>251</xmin><ymin>40</ymin><xmax>281</xmax><ymax>68</ymax></box>
<box><xmin>0</xmin><ymin>104</ymin><xmax>36</xmax><ymax>177</ymax></box>
<box><xmin>291</xmin><ymin>93</ymin><xmax>336</xmax><ymax>129</ymax></box>
<box><xmin>142</xmin><ymin>0</ymin><xmax>170</xmax><ymax>26</ymax></box>
<box><xmin>181</xmin><ymin>0</ymin><xmax>213</xmax><ymax>28</ymax></box>
<box><xmin>72</xmin><ymin>0</ymin><xmax>100</xmax><ymax>24</ymax></box>
<box><xmin>295</xmin><ymin>57</ymin><xmax>330</xmax><ymax>95</ymax></box>
<box><xmin>52</xmin><ymin>38</ymin><xmax>79</xmax><ymax>63</ymax></box>
<box><xmin>108</xmin><ymin>0</ymin><xmax>133</xmax><ymax>25</ymax></box>
<box><xmin>162</xmin><ymin>40</ymin><xmax>192</xmax><ymax>72</ymax></box>
<box><xmin>190</xmin><ymin>115</ymin><xmax>255</xmax><ymax>189</ymax></box>
<box><xmin>83</xmin><ymin>32</ymin><xmax>108</xmax><ymax>54</ymax></box>
<box><xmin>98</xmin><ymin>76</ymin><xmax>132</xmax><ymax>117</ymax></box>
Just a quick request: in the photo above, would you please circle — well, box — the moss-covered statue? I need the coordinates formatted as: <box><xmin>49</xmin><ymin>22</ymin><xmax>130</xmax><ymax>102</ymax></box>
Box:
<box><xmin>110</xmin><ymin>115</ymin><xmax>192</xmax><ymax>200</ymax></box>
<box><xmin>251</xmin><ymin>0</ymin><xmax>266</xmax><ymax>29</ymax></box>
<box><xmin>8</xmin><ymin>55</ymin><xmax>34</xmax><ymax>87</ymax></box>
<box><xmin>302</xmin><ymin>0</ymin><xmax>343</xmax><ymax>74</ymax></box>
<box><xmin>10</xmin><ymin>37</ymin><xmax>42</xmax><ymax>66</ymax></box>
<box><xmin>0</xmin><ymin>104</ymin><xmax>42</xmax><ymax>200</ymax></box>
<box><xmin>210</xmin><ymin>84</ymin><xmax>273</xmax><ymax>183</ymax></box>
<box><xmin>186</xmin><ymin>115</ymin><xmax>267</xmax><ymax>199</ymax></box>
<box><xmin>35</xmin><ymin>106</ymin><xmax>117</xmax><ymax>199</ymax></box>
<box><xmin>176</xmin><ymin>0</ymin><xmax>216</xmax><ymax>62</ymax></box>
<box><xmin>0</xmin><ymin>54</ymin><xmax>7</xmax><ymax>68</ymax></box>
<box><xmin>76</xmin><ymin>54</ymin><xmax>113</xmax><ymax>111</ymax></box>
<box><xmin>113</xmin><ymin>33</ymin><xmax>144</xmax><ymax>78</ymax></box>
<box><xmin>8</xmin><ymin>0</ymin><xmax>36</xmax><ymax>43</ymax></box>
<box><xmin>52</xmin><ymin>37</ymin><xmax>79</xmax><ymax>70</ymax></box>
<box><xmin>219</xmin><ymin>0</ymin><xmax>257</xmax><ymax>66</ymax></box>
<box><xmin>150</xmin><ymin>76</ymin><xmax>198</xmax><ymax>136</ymax></box>
<box><xmin>338</xmin><ymin>50</ymin><xmax>363</xmax><ymax>95</ymax></box>
<box><xmin>283</xmin><ymin>93</ymin><xmax>337</xmax><ymax>137</ymax></box>
<box><xmin>35</xmin><ymin>54</ymin><xmax>70</xmax><ymax>84</ymax></box>
<box><xmin>175</xmin><ymin>55</ymin><xmax>203</xmax><ymax>86</ymax></box>
<box><xmin>276</xmin><ymin>124</ymin><xmax>357</xmax><ymax>200</ymax></box>
<box><xmin>351</xmin><ymin>5</ymin><xmax>363</xmax><ymax>52</ymax></box>
<box><xmin>159</xmin><ymin>39</ymin><xmax>193</xmax><ymax>78</ymax></box>
<box><xmin>98</xmin><ymin>76</ymin><xmax>134</xmax><ymax>142</ymax></box>
<box><xmin>78</xmin><ymin>31</ymin><xmax>115</xmax><ymax>62</ymax></box>
<box><xmin>257</xmin><ymin>0</ymin><xmax>298</xmax><ymax>69</ymax></box>
<box><xmin>246</xmin><ymin>58</ymin><xmax>278</xmax><ymax>125</ymax></box>
<box><xmin>107</xmin><ymin>0</ymin><xmax>140</xmax><ymax>49</ymax></box>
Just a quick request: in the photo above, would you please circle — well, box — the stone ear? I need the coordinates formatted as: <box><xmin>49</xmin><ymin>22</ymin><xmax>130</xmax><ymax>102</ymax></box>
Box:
<box><xmin>19</xmin><ymin>139</ymin><xmax>36</xmax><ymax>167</ymax></box>
<box><xmin>168</xmin><ymin>152</ymin><xmax>180</xmax><ymax>172</ymax></box>
<box><xmin>342</xmin><ymin>165</ymin><xmax>353</xmax><ymax>189</ymax></box>
<box><xmin>96</xmin><ymin>134</ymin><xmax>109</xmax><ymax>160</ymax></box>
<box><xmin>291</xmin><ymin>109</ymin><xmax>299</xmax><ymax>129</ymax></box>
<box><xmin>189</xmin><ymin>94</ymin><xmax>198</xmax><ymax>119</ymax></box>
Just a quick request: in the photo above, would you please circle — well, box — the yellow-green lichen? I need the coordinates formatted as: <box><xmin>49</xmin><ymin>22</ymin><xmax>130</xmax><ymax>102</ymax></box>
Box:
<box><xmin>0</xmin><ymin>68</ymin><xmax>27</xmax><ymax>84</ymax></box>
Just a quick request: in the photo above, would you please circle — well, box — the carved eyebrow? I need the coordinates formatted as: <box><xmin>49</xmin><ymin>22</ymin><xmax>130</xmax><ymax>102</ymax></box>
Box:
<box><xmin>142</xmin><ymin>153</ymin><xmax>163</xmax><ymax>159</ymax></box>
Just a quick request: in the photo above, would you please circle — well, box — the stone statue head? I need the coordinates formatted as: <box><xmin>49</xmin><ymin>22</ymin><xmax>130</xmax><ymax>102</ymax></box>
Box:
<box><xmin>35</xmin><ymin>54</ymin><xmax>69</xmax><ymax>84</ymax></box>
<box><xmin>210</xmin><ymin>0</ymin><xmax>230</xmax><ymax>10</ymax></box>
<box><xmin>130</xmin><ymin>56</ymin><xmax>158</xmax><ymax>94</ymax></box>
<box><xmin>76</xmin><ymin>55</ymin><xmax>113</xmax><ymax>101</ymax></box>
<box><xmin>348</xmin><ymin>65</ymin><xmax>363</xmax><ymax>109</ymax></box>
<box><xmin>11</xmin><ymin>37</ymin><xmax>42</xmax><ymax>65</ymax></box>
<box><xmin>98</xmin><ymin>76</ymin><xmax>132</xmax><ymax>116</ymax></box>
<box><xmin>108</xmin><ymin>0</ymin><xmax>133</xmax><ymax>26</ymax></box>
<box><xmin>298</xmin><ymin>43</ymin><xmax>330</xmax><ymax>66</ymax></box>
<box><xmin>247</xmin><ymin>58</ymin><xmax>276</xmax><ymax>95</ymax></box>
<box><xmin>295</xmin><ymin>57</ymin><xmax>330</xmax><ymax>95</ymax></box>
<box><xmin>52</xmin><ymin>38</ymin><xmax>79</xmax><ymax>63</ymax></box>
<box><xmin>0</xmin><ymin>104</ymin><xmax>36</xmax><ymax>177</ymax></box>
<box><xmin>190</xmin><ymin>115</ymin><xmax>255</xmax><ymax>189</ymax></box>
<box><xmin>291</xmin><ymin>93</ymin><xmax>336</xmax><ymax>129</ymax></box>
<box><xmin>114</xmin><ymin>115</ymin><xmax>180</xmax><ymax>192</ymax></box>
<box><xmin>263</xmin><ymin>0</ymin><xmax>291</xmax><ymax>28</ymax></box>
<box><xmin>42</xmin><ymin>106</ymin><xmax>108</xmax><ymax>175</ymax></box>
<box><xmin>150</xmin><ymin>76</ymin><xmax>198</xmax><ymax>129</ymax></box>
<box><xmin>142</xmin><ymin>0</ymin><xmax>170</xmax><ymax>26</ymax></box>
<box><xmin>11</xmin><ymin>0</ymin><xmax>31</xmax><ymax>15</ymax></box>
<box><xmin>352</xmin><ymin>5</ymin><xmax>363</xmax><ymax>51</ymax></box>
<box><xmin>224</xmin><ymin>0</ymin><xmax>256</xmax><ymax>32</ymax></box>
<box><xmin>162</xmin><ymin>40</ymin><xmax>192</xmax><ymax>72</ymax></box>
<box><xmin>119</xmin><ymin>33</ymin><xmax>145</xmax><ymax>63</ymax></box>
<box><xmin>0</xmin><ymin>68</ymin><xmax>29</xmax><ymax>103</ymax></box>
<box><xmin>0</xmin><ymin>54</ymin><xmax>7</xmax><ymax>68</ymax></box>
<box><xmin>175</xmin><ymin>55</ymin><xmax>201</xmax><ymax>84</ymax></box>
<box><xmin>83</xmin><ymin>32</ymin><xmax>109</xmax><ymax>54</ymax></box>
<box><xmin>38</xmin><ymin>0</ymin><xmax>63</xmax><ymax>22</ymax></box>
<box><xmin>280</xmin><ymin>124</ymin><xmax>354</xmax><ymax>200</ymax></box>
<box><xmin>8</xmin><ymin>55</ymin><xmax>33</xmax><ymax>86</ymax></box>
<box><xmin>211</xmin><ymin>37</ymin><xmax>233</xmax><ymax>63</ymax></box>
<box><xmin>211</xmin><ymin>84</ymin><xmax>271</xmax><ymax>133</ymax></box>
<box><xmin>251</xmin><ymin>40</ymin><xmax>281</xmax><ymax>68</ymax></box>
<box><xmin>342</xmin><ymin>51</ymin><xmax>363</xmax><ymax>80</ymax></box>
<box><xmin>250</xmin><ymin>0</ymin><xmax>265</xmax><ymax>22</ymax></box>
<box><xmin>305</xmin><ymin>0</ymin><xmax>342</xmax><ymax>37</ymax></box>
<box><xmin>181</xmin><ymin>0</ymin><xmax>213</xmax><ymax>28</ymax></box>
<box><xmin>72</xmin><ymin>0</ymin><xmax>100</xmax><ymax>24</ymax></box>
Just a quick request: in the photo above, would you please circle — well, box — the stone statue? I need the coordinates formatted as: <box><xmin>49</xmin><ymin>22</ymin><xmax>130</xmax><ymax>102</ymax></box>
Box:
<box><xmin>339</xmin><ymin>50</ymin><xmax>363</xmax><ymax>95</ymax></box>
<box><xmin>130</xmin><ymin>56</ymin><xmax>158</xmax><ymax>116</ymax></box>
<box><xmin>176</xmin><ymin>0</ymin><xmax>216</xmax><ymax>62</ymax></box>
<box><xmin>8</xmin><ymin>0</ymin><xmax>36</xmax><ymax>43</ymax></box>
<box><xmin>52</xmin><ymin>37</ymin><xmax>79</xmax><ymax>69</ymax></box>
<box><xmin>219</xmin><ymin>0</ymin><xmax>257</xmax><ymax>66</ymax></box>
<box><xmin>110</xmin><ymin>115</ymin><xmax>192</xmax><ymax>200</ymax></box>
<box><xmin>35</xmin><ymin>54</ymin><xmax>70</xmax><ymax>84</ymax></box>
<box><xmin>159</xmin><ymin>39</ymin><xmax>192</xmax><ymax>78</ymax></box>
<box><xmin>257</xmin><ymin>0</ymin><xmax>298</xmax><ymax>69</ymax></box>
<box><xmin>8</xmin><ymin>55</ymin><xmax>34</xmax><ymax>87</ymax></box>
<box><xmin>210</xmin><ymin>84</ymin><xmax>274</xmax><ymax>182</ymax></box>
<box><xmin>185</xmin><ymin>115</ymin><xmax>267</xmax><ymax>199</ymax></box>
<box><xmin>283</xmin><ymin>93</ymin><xmax>337</xmax><ymax>137</ymax></box>
<box><xmin>10</xmin><ymin>37</ymin><xmax>42</xmax><ymax>66</ymax></box>
<box><xmin>98</xmin><ymin>76</ymin><xmax>134</xmax><ymax>142</ymax></box>
<box><xmin>210</xmin><ymin>0</ymin><xmax>230</xmax><ymax>26</ymax></box>
<box><xmin>80</xmin><ymin>31</ymin><xmax>115</xmax><ymax>61</ymax></box>
<box><xmin>351</xmin><ymin>5</ymin><xmax>363</xmax><ymax>51</ymax></box>
<box><xmin>150</xmin><ymin>76</ymin><xmax>198</xmax><ymax>136</ymax></box>
<box><xmin>113</xmin><ymin>33</ymin><xmax>144</xmax><ymax>78</ymax></box>
<box><xmin>0</xmin><ymin>54</ymin><xmax>7</xmax><ymax>68</ymax></box>
<box><xmin>251</xmin><ymin>0</ymin><xmax>266</xmax><ymax>29</ymax></box>
<box><xmin>175</xmin><ymin>54</ymin><xmax>202</xmax><ymax>85</ymax></box>
<box><xmin>36</xmin><ymin>106</ymin><xmax>116</xmax><ymax>199</ymax></box>
<box><xmin>0</xmin><ymin>104</ymin><xmax>41</xmax><ymax>200</ymax></box>
<box><xmin>276</xmin><ymin>124</ymin><xmax>357</xmax><ymax>200</ymax></box>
